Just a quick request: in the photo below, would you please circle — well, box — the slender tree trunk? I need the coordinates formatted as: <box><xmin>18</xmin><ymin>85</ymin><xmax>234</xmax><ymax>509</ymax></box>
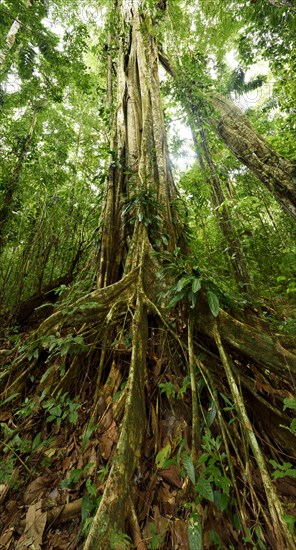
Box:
<box><xmin>158</xmin><ymin>54</ymin><xmax>296</xmax><ymax>221</ymax></box>
<box><xmin>0</xmin><ymin>0</ymin><xmax>32</xmax><ymax>68</ymax></box>
<box><xmin>211</xmin><ymin>93</ymin><xmax>296</xmax><ymax>221</ymax></box>
<box><xmin>0</xmin><ymin>19</ymin><xmax>21</xmax><ymax>67</ymax></box>
<box><xmin>190</xmin><ymin>111</ymin><xmax>251</xmax><ymax>290</ymax></box>
<box><xmin>0</xmin><ymin>107</ymin><xmax>38</xmax><ymax>252</ymax></box>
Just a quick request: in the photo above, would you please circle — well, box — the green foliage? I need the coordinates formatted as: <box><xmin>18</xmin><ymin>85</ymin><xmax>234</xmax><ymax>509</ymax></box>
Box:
<box><xmin>42</xmin><ymin>390</ymin><xmax>80</xmax><ymax>427</ymax></box>
<box><xmin>269</xmin><ymin>460</ymin><xmax>296</xmax><ymax>480</ymax></box>
<box><xmin>194</xmin><ymin>430</ymin><xmax>231</xmax><ymax>510</ymax></box>
<box><xmin>207</xmin><ymin>290</ymin><xmax>220</xmax><ymax>317</ymax></box>
<box><xmin>147</xmin><ymin>522</ymin><xmax>163</xmax><ymax>550</ymax></box>
<box><xmin>188</xmin><ymin>510</ymin><xmax>202</xmax><ymax>550</ymax></box>
<box><xmin>61</xmin><ymin>463</ymin><xmax>94</xmax><ymax>489</ymax></box>
<box><xmin>122</xmin><ymin>186</ymin><xmax>163</xmax><ymax>228</ymax></box>
<box><xmin>280</xmin><ymin>397</ymin><xmax>296</xmax><ymax>436</ymax></box>
<box><xmin>158</xmin><ymin>381</ymin><xmax>176</xmax><ymax>399</ymax></box>
<box><xmin>183</xmin><ymin>452</ymin><xmax>196</xmax><ymax>485</ymax></box>
<box><xmin>110</xmin><ymin>531</ymin><xmax>132</xmax><ymax>550</ymax></box>
<box><xmin>81</xmin><ymin>422</ymin><xmax>97</xmax><ymax>454</ymax></box>
<box><xmin>155</xmin><ymin>442</ymin><xmax>172</xmax><ymax>469</ymax></box>
<box><xmin>242</xmin><ymin>525</ymin><xmax>266</xmax><ymax>550</ymax></box>
<box><xmin>0</xmin><ymin>455</ymin><xmax>15</xmax><ymax>486</ymax></box>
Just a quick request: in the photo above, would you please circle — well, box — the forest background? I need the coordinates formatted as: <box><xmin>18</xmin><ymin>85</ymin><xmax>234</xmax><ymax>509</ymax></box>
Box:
<box><xmin>0</xmin><ymin>1</ymin><xmax>296</xmax><ymax>549</ymax></box>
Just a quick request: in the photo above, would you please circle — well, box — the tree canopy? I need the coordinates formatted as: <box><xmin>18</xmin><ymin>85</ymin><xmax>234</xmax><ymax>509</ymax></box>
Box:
<box><xmin>0</xmin><ymin>1</ymin><xmax>295</xmax><ymax>549</ymax></box>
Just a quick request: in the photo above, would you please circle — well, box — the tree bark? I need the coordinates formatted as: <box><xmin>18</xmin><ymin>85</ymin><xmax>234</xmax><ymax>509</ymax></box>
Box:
<box><xmin>190</xmin><ymin>111</ymin><xmax>251</xmax><ymax>291</ymax></box>
<box><xmin>158</xmin><ymin>53</ymin><xmax>296</xmax><ymax>221</ymax></box>
<box><xmin>211</xmin><ymin>93</ymin><xmax>296</xmax><ymax>221</ymax></box>
<box><xmin>0</xmin><ymin>107</ymin><xmax>38</xmax><ymax>252</ymax></box>
<box><xmin>0</xmin><ymin>0</ymin><xmax>33</xmax><ymax>68</ymax></box>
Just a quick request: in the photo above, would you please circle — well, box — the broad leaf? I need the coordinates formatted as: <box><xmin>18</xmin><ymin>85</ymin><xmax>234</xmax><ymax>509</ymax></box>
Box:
<box><xmin>183</xmin><ymin>453</ymin><xmax>196</xmax><ymax>484</ymax></box>
<box><xmin>207</xmin><ymin>290</ymin><xmax>220</xmax><ymax>317</ymax></box>
<box><xmin>188</xmin><ymin>511</ymin><xmax>202</xmax><ymax>550</ymax></box>
<box><xmin>192</xmin><ymin>278</ymin><xmax>201</xmax><ymax>294</ymax></box>
<box><xmin>196</xmin><ymin>477</ymin><xmax>214</xmax><ymax>502</ymax></box>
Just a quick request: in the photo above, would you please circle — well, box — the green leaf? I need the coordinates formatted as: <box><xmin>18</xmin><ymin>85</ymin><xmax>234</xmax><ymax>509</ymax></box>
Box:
<box><xmin>49</xmin><ymin>405</ymin><xmax>62</xmax><ymax>417</ymax></box>
<box><xmin>206</xmin><ymin>401</ymin><xmax>216</xmax><ymax>427</ymax></box>
<box><xmin>207</xmin><ymin>290</ymin><xmax>220</xmax><ymax>317</ymax></box>
<box><xmin>167</xmin><ymin>291</ymin><xmax>185</xmax><ymax>308</ymax></box>
<box><xmin>155</xmin><ymin>442</ymin><xmax>171</xmax><ymax>469</ymax></box>
<box><xmin>176</xmin><ymin>276</ymin><xmax>191</xmax><ymax>292</ymax></box>
<box><xmin>81</xmin><ymin>494</ymin><xmax>93</xmax><ymax>524</ymax></box>
<box><xmin>69</xmin><ymin>410</ymin><xmax>78</xmax><ymax>424</ymax></box>
<box><xmin>86</xmin><ymin>478</ymin><xmax>97</xmax><ymax>497</ymax></box>
<box><xmin>283</xmin><ymin>514</ymin><xmax>296</xmax><ymax>534</ymax></box>
<box><xmin>188</xmin><ymin>511</ymin><xmax>202</xmax><ymax>550</ymax></box>
<box><xmin>183</xmin><ymin>453</ymin><xmax>196</xmax><ymax>484</ymax></box>
<box><xmin>196</xmin><ymin>477</ymin><xmax>214</xmax><ymax>502</ymax></box>
<box><xmin>214</xmin><ymin>490</ymin><xmax>228</xmax><ymax>512</ymax></box>
<box><xmin>81</xmin><ymin>423</ymin><xmax>97</xmax><ymax>454</ymax></box>
<box><xmin>32</xmin><ymin>432</ymin><xmax>42</xmax><ymax>451</ymax></box>
<box><xmin>283</xmin><ymin>397</ymin><xmax>296</xmax><ymax>411</ymax></box>
<box><xmin>188</xmin><ymin>290</ymin><xmax>197</xmax><ymax>309</ymax></box>
<box><xmin>210</xmin><ymin>531</ymin><xmax>222</xmax><ymax>547</ymax></box>
<box><xmin>0</xmin><ymin>393</ymin><xmax>20</xmax><ymax>407</ymax></box>
<box><xmin>197</xmin><ymin>453</ymin><xmax>209</xmax><ymax>467</ymax></box>
<box><xmin>192</xmin><ymin>278</ymin><xmax>201</xmax><ymax>294</ymax></box>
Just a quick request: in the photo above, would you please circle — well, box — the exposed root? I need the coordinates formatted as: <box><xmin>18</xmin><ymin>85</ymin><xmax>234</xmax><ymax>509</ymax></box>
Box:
<box><xmin>213</xmin><ymin>321</ymin><xmax>295</xmax><ymax>550</ymax></box>
<box><xmin>1</xmin><ymin>274</ymin><xmax>296</xmax><ymax>549</ymax></box>
<box><xmin>84</xmin><ymin>290</ymin><xmax>147</xmax><ymax>549</ymax></box>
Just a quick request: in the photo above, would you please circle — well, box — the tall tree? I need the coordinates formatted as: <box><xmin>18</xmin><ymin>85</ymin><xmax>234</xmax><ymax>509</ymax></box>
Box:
<box><xmin>0</xmin><ymin>2</ymin><xmax>295</xmax><ymax>550</ymax></box>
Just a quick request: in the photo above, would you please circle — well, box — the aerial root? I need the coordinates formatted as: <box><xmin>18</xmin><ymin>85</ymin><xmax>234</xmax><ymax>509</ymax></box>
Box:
<box><xmin>128</xmin><ymin>499</ymin><xmax>148</xmax><ymax>550</ymax></box>
<box><xmin>212</xmin><ymin>321</ymin><xmax>295</xmax><ymax>550</ymax></box>
<box><xmin>83</xmin><ymin>291</ymin><xmax>147</xmax><ymax>549</ymax></box>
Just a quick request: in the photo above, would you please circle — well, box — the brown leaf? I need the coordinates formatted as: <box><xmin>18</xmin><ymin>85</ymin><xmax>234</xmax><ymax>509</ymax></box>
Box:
<box><xmin>62</xmin><ymin>456</ymin><xmax>71</xmax><ymax>473</ymax></box>
<box><xmin>159</xmin><ymin>465</ymin><xmax>182</xmax><ymax>488</ymax></box>
<box><xmin>152</xmin><ymin>505</ymin><xmax>169</xmax><ymax>537</ymax></box>
<box><xmin>101</xmin><ymin>420</ymin><xmax>118</xmax><ymax>460</ymax></box>
<box><xmin>100</xmin><ymin>406</ymin><xmax>113</xmax><ymax>432</ymax></box>
<box><xmin>171</xmin><ymin>519</ymin><xmax>190</xmax><ymax>549</ymax></box>
<box><xmin>158</xmin><ymin>482</ymin><xmax>176</xmax><ymax>515</ymax></box>
<box><xmin>23</xmin><ymin>476</ymin><xmax>52</xmax><ymax>505</ymax></box>
<box><xmin>16</xmin><ymin>500</ymin><xmax>47</xmax><ymax>550</ymax></box>
<box><xmin>0</xmin><ymin>482</ymin><xmax>9</xmax><ymax>504</ymax></box>
<box><xmin>0</xmin><ymin>410</ymin><xmax>11</xmax><ymax>422</ymax></box>
<box><xmin>0</xmin><ymin>527</ymin><xmax>14</xmax><ymax>548</ymax></box>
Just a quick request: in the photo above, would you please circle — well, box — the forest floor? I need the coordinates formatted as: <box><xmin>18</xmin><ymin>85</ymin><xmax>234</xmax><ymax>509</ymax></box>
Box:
<box><xmin>0</xmin><ymin>292</ymin><xmax>296</xmax><ymax>549</ymax></box>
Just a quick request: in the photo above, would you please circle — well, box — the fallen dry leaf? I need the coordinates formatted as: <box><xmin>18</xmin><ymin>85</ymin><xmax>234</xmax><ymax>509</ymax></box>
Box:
<box><xmin>23</xmin><ymin>476</ymin><xmax>52</xmax><ymax>505</ymax></box>
<box><xmin>171</xmin><ymin>519</ymin><xmax>190</xmax><ymax>549</ymax></box>
<box><xmin>158</xmin><ymin>482</ymin><xmax>176</xmax><ymax>515</ymax></box>
<box><xmin>0</xmin><ymin>410</ymin><xmax>11</xmax><ymax>422</ymax></box>
<box><xmin>159</xmin><ymin>465</ymin><xmax>182</xmax><ymax>488</ymax></box>
<box><xmin>101</xmin><ymin>420</ymin><xmax>118</xmax><ymax>459</ymax></box>
<box><xmin>0</xmin><ymin>482</ymin><xmax>9</xmax><ymax>504</ymax></box>
<box><xmin>0</xmin><ymin>527</ymin><xmax>14</xmax><ymax>548</ymax></box>
<box><xmin>16</xmin><ymin>500</ymin><xmax>47</xmax><ymax>550</ymax></box>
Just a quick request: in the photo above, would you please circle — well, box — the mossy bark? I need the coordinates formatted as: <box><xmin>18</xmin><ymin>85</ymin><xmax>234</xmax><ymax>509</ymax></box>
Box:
<box><xmin>211</xmin><ymin>93</ymin><xmax>296</xmax><ymax>221</ymax></box>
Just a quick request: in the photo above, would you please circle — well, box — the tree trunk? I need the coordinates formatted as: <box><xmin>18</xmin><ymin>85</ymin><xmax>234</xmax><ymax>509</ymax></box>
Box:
<box><xmin>85</xmin><ymin>1</ymin><xmax>182</xmax><ymax>546</ymax></box>
<box><xmin>0</xmin><ymin>0</ymin><xmax>33</xmax><ymax>68</ymax></box>
<box><xmin>190</xmin><ymin>111</ymin><xmax>251</xmax><ymax>291</ymax></box>
<box><xmin>1</xmin><ymin>4</ymin><xmax>296</xmax><ymax>550</ymax></box>
<box><xmin>0</xmin><ymin>107</ymin><xmax>38</xmax><ymax>252</ymax></box>
<box><xmin>211</xmin><ymin>92</ymin><xmax>296</xmax><ymax>221</ymax></box>
<box><xmin>158</xmin><ymin>53</ymin><xmax>296</xmax><ymax>221</ymax></box>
